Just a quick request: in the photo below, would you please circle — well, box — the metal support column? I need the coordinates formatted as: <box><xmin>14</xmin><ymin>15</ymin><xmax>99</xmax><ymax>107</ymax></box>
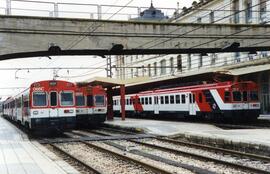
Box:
<box><xmin>54</xmin><ymin>3</ymin><xmax>59</xmax><ymax>17</ymax></box>
<box><xmin>6</xmin><ymin>0</ymin><xmax>11</xmax><ymax>15</ymax></box>
<box><xmin>106</xmin><ymin>55</ymin><xmax>112</xmax><ymax>78</ymax></box>
<box><xmin>98</xmin><ymin>5</ymin><xmax>102</xmax><ymax>20</ymax></box>
<box><xmin>120</xmin><ymin>85</ymin><xmax>125</xmax><ymax>120</ymax></box>
<box><xmin>107</xmin><ymin>86</ymin><xmax>113</xmax><ymax>120</ymax></box>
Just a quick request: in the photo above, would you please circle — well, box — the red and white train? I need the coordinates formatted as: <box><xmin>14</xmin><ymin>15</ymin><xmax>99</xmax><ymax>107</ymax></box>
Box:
<box><xmin>113</xmin><ymin>81</ymin><xmax>260</xmax><ymax>121</ymax></box>
<box><xmin>75</xmin><ymin>84</ymin><xmax>107</xmax><ymax>126</ymax></box>
<box><xmin>3</xmin><ymin>80</ymin><xmax>77</xmax><ymax>132</ymax></box>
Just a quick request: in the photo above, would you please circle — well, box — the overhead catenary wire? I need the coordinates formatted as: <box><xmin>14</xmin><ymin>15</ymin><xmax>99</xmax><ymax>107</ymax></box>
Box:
<box><xmin>58</xmin><ymin>0</ymin><xmax>269</xmax><ymax>79</ymax></box>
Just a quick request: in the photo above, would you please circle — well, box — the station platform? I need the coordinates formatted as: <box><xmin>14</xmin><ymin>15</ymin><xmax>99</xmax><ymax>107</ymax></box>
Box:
<box><xmin>0</xmin><ymin>116</ymin><xmax>79</xmax><ymax>174</ymax></box>
<box><xmin>105</xmin><ymin>118</ymin><xmax>270</xmax><ymax>153</ymax></box>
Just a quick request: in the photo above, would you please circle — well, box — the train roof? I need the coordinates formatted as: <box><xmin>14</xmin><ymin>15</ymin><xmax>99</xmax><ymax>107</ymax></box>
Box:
<box><xmin>119</xmin><ymin>81</ymin><xmax>257</xmax><ymax>97</ymax></box>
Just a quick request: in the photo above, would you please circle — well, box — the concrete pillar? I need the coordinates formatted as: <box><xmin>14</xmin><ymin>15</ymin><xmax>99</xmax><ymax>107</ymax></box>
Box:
<box><xmin>107</xmin><ymin>87</ymin><xmax>113</xmax><ymax>120</ymax></box>
<box><xmin>120</xmin><ymin>85</ymin><xmax>125</xmax><ymax>120</ymax></box>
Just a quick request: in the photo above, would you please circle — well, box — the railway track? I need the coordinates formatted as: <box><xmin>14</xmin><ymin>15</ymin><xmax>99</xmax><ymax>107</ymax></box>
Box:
<box><xmin>40</xmin><ymin>127</ymin><xmax>270</xmax><ymax>174</ymax></box>
<box><xmin>88</xmin><ymin>127</ymin><xmax>270</xmax><ymax>174</ymax></box>
<box><xmin>46</xmin><ymin>143</ymin><xmax>101</xmax><ymax>174</ymax></box>
<box><xmin>43</xmin><ymin>132</ymin><xmax>184</xmax><ymax>174</ymax></box>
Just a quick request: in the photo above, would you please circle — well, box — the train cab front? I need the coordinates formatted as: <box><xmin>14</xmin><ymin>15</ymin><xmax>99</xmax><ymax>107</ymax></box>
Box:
<box><xmin>29</xmin><ymin>81</ymin><xmax>76</xmax><ymax>132</ymax></box>
<box><xmin>75</xmin><ymin>85</ymin><xmax>107</xmax><ymax>128</ymax></box>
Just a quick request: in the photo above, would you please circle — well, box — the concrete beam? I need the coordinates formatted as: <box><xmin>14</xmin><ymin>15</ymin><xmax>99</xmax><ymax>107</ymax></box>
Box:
<box><xmin>1</xmin><ymin>15</ymin><xmax>270</xmax><ymax>57</ymax></box>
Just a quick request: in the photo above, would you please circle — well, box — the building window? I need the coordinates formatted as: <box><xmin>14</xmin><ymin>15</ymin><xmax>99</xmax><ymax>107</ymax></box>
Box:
<box><xmin>211</xmin><ymin>53</ymin><xmax>217</xmax><ymax>65</ymax></box>
<box><xmin>245</xmin><ymin>0</ymin><xmax>252</xmax><ymax>23</ymax></box>
<box><xmin>235</xmin><ymin>52</ymin><xmax>241</xmax><ymax>62</ymax></box>
<box><xmin>177</xmin><ymin>55</ymin><xmax>182</xmax><ymax>72</ymax></box>
<box><xmin>131</xmin><ymin>69</ymin><xmax>133</xmax><ymax>78</ymax></box>
<box><xmin>233</xmin><ymin>0</ymin><xmax>240</xmax><ymax>23</ymax></box>
<box><xmin>170</xmin><ymin>57</ymin><xmax>174</xmax><ymax>73</ymax></box>
<box><xmin>135</xmin><ymin>67</ymin><xmax>139</xmax><ymax>77</ymax></box>
<box><xmin>160</xmin><ymin>59</ymin><xmax>166</xmax><ymax>75</ymax></box>
<box><xmin>148</xmin><ymin>64</ymin><xmax>151</xmax><ymax>77</ymax></box>
<box><xmin>153</xmin><ymin>62</ymin><xmax>157</xmax><ymax>76</ymax></box>
<box><xmin>198</xmin><ymin>54</ymin><xmax>203</xmax><ymax>68</ymax></box>
<box><xmin>142</xmin><ymin>65</ymin><xmax>145</xmax><ymax>77</ymax></box>
<box><xmin>260</xmin><ymin>0</ymin><xmax>267</xmax><ymax>22</ymax></box>
<box><xmin>209</xmin><ymin>11</ymin><xmax>214</xmax><ymax>23</ymax></box>
<box><xmin>187</xmin><ymin>54</ymin><xmax>191</xmax><ymax>70</ymax></box>
<box><xmin>197</xmin><ymin>17</ymin><xmax>202</xmax><ymax>23</ymax></box>
<box><xmin>261</xmin><ymin>51</ymin><xmax>268</xmax><ymax>58</ymax></box>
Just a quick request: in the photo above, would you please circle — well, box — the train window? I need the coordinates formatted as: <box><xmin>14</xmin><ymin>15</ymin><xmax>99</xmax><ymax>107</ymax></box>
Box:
<box><xmin>176</xmin><ymin>95</ymin><xmax>180</xmax><ymax>104</ymax></box>
<box><xmin>33</xmin><ymin>92</ymin><xmax>47</xmax><ymax>107</ymax></box>
<box><xmin>189</xmin><ymin>94</ymin><xmax>192</xmax><ymax>103</ymax></box>
<box><xmin>224</xmin><ymin>91</ymin><xmax>231</xmax><ymax>102</ymax></box>
<box><xmin>138</xmin><ymin>98</ymin><xmax>141</xmax><ymax>104</ymax></box>
<box><xmin>170</xmin><ymin>95</ymin><xmax>175</xmax><ymax>104</ymax></box>
<box><xmin>233</xmin><ymin>91</ymin><xmax>242</xmax><ymax>101</ymax></box>
<box><xmin>16</xmin><ymin>99</ymin><xmax>21</xmax><ymax>108</ymax></box>
<box><xmin>154</xmin><ymin>96</ymin><xmax>158</xmax><ymax>104</ymax></box>
<box><xmin>149</xmin><ymin>97</ymin><xmax>152</xmax><ymax>104</ymax></box>
<box><xmin>95</xmin><ymin>95</ymin><xmax>105</xmax><ymax>106</ymax></box>
<box><xmin>76</xmin><ymin>95</ymin><xmax>85</xmax><ymax>106</ymax></box>
<box><xmin>250</xmin><ymin>91</ymin><xmax>259</xmax><ymax>101</ymax></box>
<box><xmin>129</xmin><ymin>99</ymin><xmax>132</xmax><ymax>105</ymax></box>
<box><xmin>204</xmin><ymin>90</ymin><xmax>212</xmax><ymax>102</ymax></box>
<box><xmin>161</xmin><ymin>96</ymin><xmax>164</xmax><ymax>104</ymax></box>
<box><xmin>181</xmin><ymin>94</ymin><xmax>186</xmax><ymax>104</ymax></box>
<box><xmin>61</xmin><ymin>91</ymin><xmax>74</xmax><ymax>106</ymax></box>
<box><xmin>165</xmin><ymin>96</ymin><xmax>169</xmax><ymax>104</ymax></box>
<box><xmin>199</xmin><ymin>93</ymin><xmax>203</xmax><ymax>103</ymax></box>
<box><xmin>243</xmin><ymin>91</ymin><xmax>248</xmax><ymax>102</ymax></box>
<box><xmin>141</xmin><ymin>98</ymin><xmax>145</xmax><ymax>105</ymax></box>
<box><xmin>126</xmin><ymin>99</ymin><xmax>129</xmax><ymax>105</ymax></box>
<box><xmin>50</xmin><ymin>92</ymin><xmax>58</xmax><ymax>107</ymax></box>
<box><xmin>193</xmin><ymin>94</ymin><xmax>195</xmax><ymax>103</ymax></box>
<box><xmin>145</xmin><ymin>97</ymin><xmax>148</xmax><ymax>105</ymax></box>
<box><xmin>87</xmin><ymin>95</ymin><xmax>93</xmax><ymax>106</ymax></box>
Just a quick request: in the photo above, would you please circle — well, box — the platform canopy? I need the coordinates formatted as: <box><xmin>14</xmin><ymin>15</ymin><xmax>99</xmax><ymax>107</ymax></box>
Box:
<box><xmin>222</xmin><ymin>60</ymin><xmax>270</xmax><ymax>76</ymax></box>
<box><xmin>79</xmin><ymin>76</ymin><xmax>150</xmax><ymax>88</ymax></box>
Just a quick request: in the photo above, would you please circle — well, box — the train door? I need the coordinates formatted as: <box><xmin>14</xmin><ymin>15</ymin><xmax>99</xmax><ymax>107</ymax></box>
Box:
<box><xmin>242</xmin><ymin>91</ymin><xmax>249</xmax><ymax>110</ymax></box>
<box><xmin>49</xmin><ymin>91</ymin><xmax>59</xmax><ymax>117</ymax></box>
<box><xmin>189</xmin><ymin>93</ymin><xmax>196</xmax><ymax>115</ymax></box>
<box><xmin>154</xmin><ymin>96</ymin><xmax>159</xmax><ymax>114</ymax></box>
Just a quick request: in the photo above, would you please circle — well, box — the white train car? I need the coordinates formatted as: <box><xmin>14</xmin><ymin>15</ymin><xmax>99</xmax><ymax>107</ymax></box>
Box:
<box><xmin>113</xmin><ymin>81</ymin><xmax>260</xmax><ymax>121</ymax></box>
<box><xmin>3</xmin><ymin>80</ymin><xmax>77</xmax><ymax>132</ymax></box>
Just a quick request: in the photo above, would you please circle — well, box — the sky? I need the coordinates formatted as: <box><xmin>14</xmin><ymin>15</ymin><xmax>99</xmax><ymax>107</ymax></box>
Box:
<box><xmin>0</xmin><ymin>0</ymin><xmax>194</xmax><ymax>100</ymax></box>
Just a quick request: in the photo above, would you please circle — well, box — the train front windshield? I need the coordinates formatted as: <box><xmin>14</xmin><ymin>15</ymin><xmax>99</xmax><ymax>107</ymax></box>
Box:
<box><xmin>33</xmin><ymin>92</ymin><xmax>47</xmax><ymax>107</ymax></box>
<box><xmin>95</xmin><ymin>95</ymin><xmax>105</xmax><ymax>106</ymax></box>
<box><xmin>61</xmin><ymin>91</ymin><xmax>74</xmax><ymax>106</ymax></box>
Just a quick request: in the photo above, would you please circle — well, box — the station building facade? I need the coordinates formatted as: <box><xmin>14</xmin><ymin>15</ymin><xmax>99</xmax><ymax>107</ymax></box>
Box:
<box><xmin>114</xmin><ymin>0</ymin><xmax>270</xmax><ymax>115</ymax></box>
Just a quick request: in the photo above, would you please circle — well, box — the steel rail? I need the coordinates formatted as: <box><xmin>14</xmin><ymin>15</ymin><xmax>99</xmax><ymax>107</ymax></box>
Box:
<box><xmin>101</xmin><ymin>127</ymin><xmax>270</xmax><ymax>163</ymax></box>
<box><xmin>48</xmin><ymin>143</ymin><xmax>102</xmax><ymax>174</ymax></box>
<box><xmin>130</xmin><ymin>139</ymin><xmax>270</xmax><ymax>174</ymax></box>
<box><xmin>156</xmin><ymin>137</ymin><xmax>270</xmax><ymax>163</ymax></box>
<box><xmin>82</xmin><ymin>141</ymin><xmax>174</xmax><ymax>174</ymax></box>
<box><xmin>96</xmin><ymin>128</ymin><xmax>270</xmax><ymax>174</ymax></box>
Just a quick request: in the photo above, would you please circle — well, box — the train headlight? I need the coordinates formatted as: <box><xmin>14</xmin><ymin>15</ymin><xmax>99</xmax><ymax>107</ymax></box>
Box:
<box><xmin>33</xmin><ymin>111</ymin><xmax>39</xmax><ymax>115</ymax></box>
